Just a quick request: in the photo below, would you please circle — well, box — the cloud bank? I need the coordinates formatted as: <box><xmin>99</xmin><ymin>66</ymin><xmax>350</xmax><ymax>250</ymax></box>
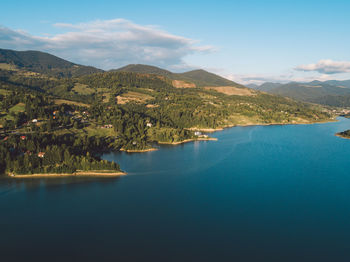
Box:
<box><xmin>0</xmin><ymin>19</ymin><xmax>213</xmax><ymax>70</ymax></box>
<box><xmin>295</xmin><ymin>59</ymin><xmax>350</xmax><ymax>74</ymax></box>
<box><xmin>227</xmin><ymin>60</ymin><xmax>350</xmax><ymax>85</ymax></box>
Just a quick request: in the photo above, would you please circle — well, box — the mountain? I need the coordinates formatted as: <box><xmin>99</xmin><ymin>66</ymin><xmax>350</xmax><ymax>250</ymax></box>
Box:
<box><xmin>0</xmin><ymin>48</ymin><xmax>102</xmax><ymax>78</ymax></box>
<box><xmin>247</xmin><ymin>83</ymin><xmax>258</xmax><ymax>89</ymax></box>
<box><xmin>250</xmin><ymin>82</ymin><xmax>284</xmax><ymax>92</ymax></box>
<box><xmin>115</xmin><ymin>64</ymin><xmax>173</xmax><ymax>77</ymax></box>
<box><xmin>252</xmin><ymin>80</ymin><xmax>350</xmax><ymax>106</ymax></box>
<box><xmin>323</xmin><ymin>80</ymin><xmax>350</xmax><ymax>89</ymax></box>
<box><xmin>115</xmin><ymin>64</ymin><xmax>243</xmax><ymax>88</ymax></box>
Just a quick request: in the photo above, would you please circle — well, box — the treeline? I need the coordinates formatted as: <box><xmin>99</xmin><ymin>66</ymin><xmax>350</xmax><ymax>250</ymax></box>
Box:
<box><xmin>0</xmin><ymin>133</ymin><xmax>120</xmax><ymax>175</ymax></box>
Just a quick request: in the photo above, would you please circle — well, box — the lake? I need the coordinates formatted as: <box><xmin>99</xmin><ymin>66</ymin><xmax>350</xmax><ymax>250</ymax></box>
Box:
<box><xmin>2</xmin><ymin>118</ymin><xmax>350</xmax><ymax>261</ymax></box>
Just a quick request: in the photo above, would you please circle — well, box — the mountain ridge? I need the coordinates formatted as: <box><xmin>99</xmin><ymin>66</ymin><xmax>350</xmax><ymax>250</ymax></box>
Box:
<box><xmin>0</xmin><ymin>48</ymin><xmax>102</xmax><ymax>78</ymax></box>
<box><xmin>115</xmin><ymin>63</ymin><xmax>243</xmax><ymax>88</ymax></box>
<box><xmin>250</xmin><ymin>80</ymin><xmax>350</xmax><ymax>106</ymax></box>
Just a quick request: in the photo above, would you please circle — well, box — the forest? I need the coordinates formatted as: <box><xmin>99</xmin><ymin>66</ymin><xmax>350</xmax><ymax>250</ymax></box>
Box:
<box><xmin>0</xmin><ymin>54</ymin><xmax>334</xmax><ymax>176</ymax></box>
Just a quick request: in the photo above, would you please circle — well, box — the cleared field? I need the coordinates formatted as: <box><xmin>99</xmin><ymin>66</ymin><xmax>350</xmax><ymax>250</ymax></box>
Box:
<box><xmin>204</xmin><ymin>86</ymin><xmax>256</xmax><ymax>96</ymax></box>
<box><xmin>117</xmin><ymin>91</ymin><xmax>154</xmax><ymax>104</ymax></box>
<box><xmin>84</xmin><ymin>125</ymin><xmax>115</xmax><ymax>137</ymax></box>
<box><xmin>73</xmin><ymin>83</ymin><xmax>95</xmax><ymax>95</ymax></box>
<box><xmin>0</xmin><ymin>89</ymin><xmax>10</xmax><ymax>95</ymax></box>
<box><xmin>54</xmin><ymin>99</ymin><xmax>90</xmax><ymax>107</ymax></box>
<box><xmin>0</xmin><ymin>63</ymin><xmax>18</xmax><ymax>71</ymax></box>
<box><xmin>9</xmin><ymin>103</ymin><xmax>25</xmax><ymax>113</ymax></box>
<box><xmin>172</xmin><ymin>80</ymin><xmax>196</xmax><ymax>88</ymax></box>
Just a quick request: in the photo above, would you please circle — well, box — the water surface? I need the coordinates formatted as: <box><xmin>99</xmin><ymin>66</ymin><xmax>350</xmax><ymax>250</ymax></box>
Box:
<box><xmin>2</xmin><ymin>118</ymin><xmax>350</xmax><ymax>261</ymax></box>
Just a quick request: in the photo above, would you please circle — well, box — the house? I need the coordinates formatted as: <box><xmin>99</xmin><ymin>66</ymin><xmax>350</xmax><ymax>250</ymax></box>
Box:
<box><xmin>32</xmin><ymin>119</ymin><xmax>38</xmax><ymax>123</ymax></box>
<box><xmin>20</xmin><ymin>136</ymin><xmax>26</xmax><ymax>140</ymax></box>
<box><xmin>3</xmin><ymin>136</ymin><xmax>8</xmax><ymax>141</ymax></box>
<box><xmin>38</xmin><ymin>152</ymin><xmax>45</xmax><ymax>158</ymax></box>
<box><xmin>146</xmin><ymin>122</ymin><xmax>152</xmax><ymax>127</ymax></box>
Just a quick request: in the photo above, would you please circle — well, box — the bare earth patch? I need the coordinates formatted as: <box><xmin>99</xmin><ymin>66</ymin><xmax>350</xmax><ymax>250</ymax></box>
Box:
<box><xmin>146</xmin><ymin>104</ymin><xmax>159</xmax><ymax>108</ymax></box>
<box><xmin>55</xmin><ymin>99</ymin><xmax>90</xmax><ymax>107</ymax></box>
<box><xmin>172</xmin><ymin>80</ymin><xmax>196</xmax><ymax>88</ymax></box>
<box><xmin>204</xmin><ymin>86</ymin><xmax>255</xmax><ymax>96</ymax></box>
<box><xmin>117</xmin><ymin>91</ymin><xmax>153</xmax><ymax>104</ymax></box>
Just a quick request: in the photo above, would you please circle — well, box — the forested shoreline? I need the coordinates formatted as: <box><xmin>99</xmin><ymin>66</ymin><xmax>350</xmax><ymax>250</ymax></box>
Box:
<box><xmin>0</xmin><ymin>50</ymin><xmax>335</xmax><ymax>176</ymax></box>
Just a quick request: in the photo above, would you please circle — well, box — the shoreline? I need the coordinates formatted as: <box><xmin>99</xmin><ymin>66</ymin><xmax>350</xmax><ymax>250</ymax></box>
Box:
<box><xmin>120</xmin><ymin>147</ymin><xmax>158</xmax><ymax>153</ymax></box>
<box><xmin>188</xmin><ymin>118</ymin><xmax>337</xmax><ymax>133</ymax></box>
<box><xmin>335</xmin><ymin>133</ymin><xmax>350</xmax><ymax>140</ymax></box>
<box><xmin>158</xmin><ymin>137</ymin><xmax>218</xmax><ymax>145</ymax></box>
<box><xmin>8</xmin><ymin>171</ymin><xmax>126</xmax><ymax>178</ymax></box>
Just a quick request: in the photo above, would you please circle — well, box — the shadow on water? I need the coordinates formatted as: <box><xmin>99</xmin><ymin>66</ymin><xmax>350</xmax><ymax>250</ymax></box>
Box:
<box><xmin>0</xmin><ymin>175</ymin><xmax>122</xmax><ymax>195</ymax></box>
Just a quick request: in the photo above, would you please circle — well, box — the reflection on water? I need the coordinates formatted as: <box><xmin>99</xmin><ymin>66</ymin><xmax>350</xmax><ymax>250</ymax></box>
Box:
<box><xmin>2</xmin><ymin>118</ymin><xmax>350</xmax><ymax>262</ymax></box>
<box><xmin>0</xmin><ymin>176</ymin><xmax>122</xmax><ymax>195</ymax></box>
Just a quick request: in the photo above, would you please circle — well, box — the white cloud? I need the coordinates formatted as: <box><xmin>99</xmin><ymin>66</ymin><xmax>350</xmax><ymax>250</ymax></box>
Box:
<box><xmin>225</xmin><ymin>72</ymin><xmax>342</xmax><ymax>86</ymax></box>
<box><xmin>0</xmin><ymin>19</ymin><xmax>214</xmax><ymax>70</ymax></box>
<box><xmin>295</xmin><ymin>59</ymin><xmax>350</xmax><ymax>74</ymax></box>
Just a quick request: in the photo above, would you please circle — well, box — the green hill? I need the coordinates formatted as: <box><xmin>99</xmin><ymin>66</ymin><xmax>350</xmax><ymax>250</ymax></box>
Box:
<box><xmin>251</xmin><ymin>80</ymin><xmax>350</xmax><ymax>106</ymax></box>
<box><xmin>115</xmin><ymin>64</ymin><xmax>243</xmax><ymax>88</ymax></box>
<box><xmin>0</xmin><ymin>50</ymin><xmax>334</xmax><ymax>176</ymax></box>
<box><xmin>0</xmin><ymin>48</ymin><xmax>102</xmax><ymax>78</ymax></box>
<box><xmin>115</xmin><ymin>64</ymin><xmax>173</xmax><ymax>77</ymax></box>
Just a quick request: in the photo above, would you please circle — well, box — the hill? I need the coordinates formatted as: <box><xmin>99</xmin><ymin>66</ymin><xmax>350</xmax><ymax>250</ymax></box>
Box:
<box><xmin>0</xmin><ymin>49</ymin><xmax>334</xmax><ymax>176</ymax></box>
<box><xmin>115</xmin><ymin>64</ymin><xmax>173</xmax><ymax>77</ymax></box>
<box><xmin>0</xmin><ymin>48</ymin><xmax>102</xmax><ymax>78</ymax></box>
<box><xmin>251</xmin><ymin>80</ymin><xmax>350</xmax><ymax>106</ymax></box>
<box><xmin>115</xmin><ymin>64</ymin><xmax>243</xmax><ymax>88</ymax></box>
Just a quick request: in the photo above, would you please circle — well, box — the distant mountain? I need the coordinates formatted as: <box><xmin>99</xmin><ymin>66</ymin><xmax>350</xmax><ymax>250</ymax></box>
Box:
<box><xmin>323</xmin><ymin>80</ymin><xmax>350</xmax><ymax>89</ymax></box>
<box><xmin>115</xmin><ymin>64</ymin><xmax>244</xmax><ymax>88</ymax></box>
<box><xmin>247</xmin><ymin>83</ymin><xmax>258</xmax><ymax>89</ymax></box>
<box><xmin>250</xmin><ymin>82</ymin><xmax>284</xmax><ymax>92</ymax></box>
<box><xmin>0</xmin><ymin>48</ymin><xmax>102</xmax><ymax>78</ymax></box>
<box><xmin>252</xmin><ymin>80</ymin><xmax>350</xmax><ymax>106</ymax></box>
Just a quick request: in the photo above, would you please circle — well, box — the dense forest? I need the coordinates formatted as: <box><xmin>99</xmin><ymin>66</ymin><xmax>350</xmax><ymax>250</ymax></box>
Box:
<box><xmin>0</xmin><ymin>49</ymin><xmax>335</xmax><ymax>176</ymax></box>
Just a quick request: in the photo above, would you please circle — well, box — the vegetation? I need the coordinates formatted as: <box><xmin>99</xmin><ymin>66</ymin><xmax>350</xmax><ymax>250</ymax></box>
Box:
<box><xmin>0</xmin><ymin>48</ymin><xmax>335</xmax><ymax>176</ymax></box>
<box><xmin>337</xmin><ymin>130</ymin><xmax>350</xmax><ymax>139</ymax></box>
<box><xmin>0</xmin><ymin>48</ymin><xmax>102</xmax><ymax>78</ymax></box>
<box><xmin>116</xmin><ymin>64</ymin><xmax>244</xmax><ymax>87</ymax></box>
<box><xmin>251</xmin><ymin>80</ymin><xmax>350</xmax><ymax>107</ymax></box>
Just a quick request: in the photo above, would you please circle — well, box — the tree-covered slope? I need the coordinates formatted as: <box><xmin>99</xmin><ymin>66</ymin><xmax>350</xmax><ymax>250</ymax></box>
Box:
<box><xmin>0</xmin><ymin>49</ymin><xmax>335</xmax><ymax>176</ymax></box>
<box><xmin>0</xmin><ymin>48</ymin><xmax>102</xmax><ymax>78</ymax></box>
<box><xmin>252</xmin><ymin>80</ymin><xmax>350</xmax><ymax>106</ymax></box>
<box><xmin>115</xmin><ymin>64</ymin><xmax>243</xmax><ymax>88</ymax></box>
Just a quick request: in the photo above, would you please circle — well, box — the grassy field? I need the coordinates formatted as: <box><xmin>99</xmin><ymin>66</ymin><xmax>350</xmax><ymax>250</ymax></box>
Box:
<box><xmin>0</xmin><ymin>63</ymin><xmax>18</xmax><ymax>71</ymax></box>
<box><xmin>117</xmin><ymin>91</ymin><xmax>154</xmax><ymax>104</ymax></box>
<box><xmin>9</xmin><ymin>103</ymin><xmax>25</xmax><ymax>113</ymax></box>
<box><xmin>73</xmin><ymin>83</ymin><xmax>95</xmax><ymax>95</ymax></box>
<box><xmin>84</xmin><ymin>125</ymin><xmax>116</xmax><ymax>137</ymax></box>
<box><xmin>54</xmin><ymin>99</ymin><xmax>90</xmax><ymax>107</ymax></box>
<box><xmin>0</xmin><ymin>89</ymin><xmax>11</xmax><ymax>95</ymax></box>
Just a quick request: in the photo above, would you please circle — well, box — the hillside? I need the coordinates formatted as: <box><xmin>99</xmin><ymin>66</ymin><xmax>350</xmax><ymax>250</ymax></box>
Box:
<box><xmin>0</xmin><ymin>49</ymin><xmax>334</xmax><ymax>176</ymax></box>
<box><xmin>251</xmin><ymin>80</ymin><xmax>350</xmax><ymax>106</ymax></box>
<box><xmin>115</xmin><ymin>64</ymin><xmax>243</xmax><ymax>88</ymax></box>
<box><xmin>0</xmin><ymin>48</ymin><xmax>102</xmax><ymax>78</ymax></box>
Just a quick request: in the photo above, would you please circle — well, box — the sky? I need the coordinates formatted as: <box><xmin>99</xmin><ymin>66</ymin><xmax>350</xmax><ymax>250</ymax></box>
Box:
<box><xmin>1</xmin><ymin>0</ymin><xmax>350</xmax><ymax>85</ymax></box>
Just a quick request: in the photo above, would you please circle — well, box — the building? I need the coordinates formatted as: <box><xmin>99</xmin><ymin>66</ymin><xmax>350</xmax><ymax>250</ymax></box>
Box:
<box><xmin>38</xmin><ymin>152</ymin><xmax>45</xmax><ymax>158</ymax></box>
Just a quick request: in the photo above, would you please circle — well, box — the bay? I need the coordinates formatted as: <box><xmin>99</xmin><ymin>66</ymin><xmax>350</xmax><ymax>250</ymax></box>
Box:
<box><xmin>1</xmin><ymin>118</ymin><xmax>350</xmax><ymax>261</ymax></box>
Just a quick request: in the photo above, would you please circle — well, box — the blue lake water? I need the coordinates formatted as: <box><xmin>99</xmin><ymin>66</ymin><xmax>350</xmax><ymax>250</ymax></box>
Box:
<box><xmin>2</xmin><ymin>118</ymin><xmax>350</xmax><ymax>261</ymax></box>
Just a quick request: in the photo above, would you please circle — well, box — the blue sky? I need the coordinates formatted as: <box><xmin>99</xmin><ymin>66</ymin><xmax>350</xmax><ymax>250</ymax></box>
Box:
<box><xmin>1</xmin><ymin>0</ymin><xmax>350</xmax><ymax>84</ymax></box>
